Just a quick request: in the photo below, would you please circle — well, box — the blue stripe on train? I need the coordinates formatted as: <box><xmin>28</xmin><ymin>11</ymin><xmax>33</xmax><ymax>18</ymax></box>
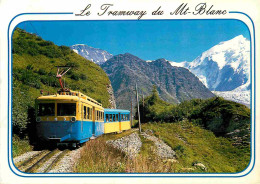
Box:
<box><xmin>36</xmin><ymin>120</ymin><xmax>104</xmax><ymax>143</ymax></box>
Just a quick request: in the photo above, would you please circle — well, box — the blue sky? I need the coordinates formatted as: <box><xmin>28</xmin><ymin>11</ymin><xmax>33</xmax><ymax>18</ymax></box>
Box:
<box><xmin>17</xmin><ymin>20</ymin><xmax>250</xmax><ymax>62</ymax></box>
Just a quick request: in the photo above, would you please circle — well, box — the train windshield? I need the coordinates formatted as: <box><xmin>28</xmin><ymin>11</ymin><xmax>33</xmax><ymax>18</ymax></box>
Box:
<box><xmin>38</xmin><ymin>103</ymin><xmax>55</xmax><ymax>116</ymax></box>
<box><xmin>57</xmin><ymin>103</ymin><xmax>76</xmax><ymax>116</ymax></box>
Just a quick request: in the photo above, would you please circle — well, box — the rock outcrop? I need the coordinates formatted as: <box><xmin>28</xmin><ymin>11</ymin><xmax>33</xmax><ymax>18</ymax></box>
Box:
<box><xmin>107</xmin><ymin>83</ymin><xmax>116</xmax><ymax>109</ymax></box>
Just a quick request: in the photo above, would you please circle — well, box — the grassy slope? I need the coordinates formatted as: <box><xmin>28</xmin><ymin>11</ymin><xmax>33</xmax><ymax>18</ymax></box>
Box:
<box><xmin>12</xmin><ymin>28</ymin><xmax>111</xmax><ymax>107</ymax></box>
<box><xmin>75</xmin><ymin>122</ymin><xmax>250</xmax><ymax>173</ymax></box>
<box><xmin>142</xmin><ymin>122</ymin><xmax>250</xmax><ymax>173</ymax></box>
<box><xmin>12</xmin><ymin>28</ymin><xmax>112</xmax><ymax>137</ymax></box>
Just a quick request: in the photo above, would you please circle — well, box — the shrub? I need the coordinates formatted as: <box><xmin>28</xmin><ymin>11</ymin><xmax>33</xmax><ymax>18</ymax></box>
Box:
<box><xmin>59</xmin><ymin>45</ymin><xmax>71</xmax><ymax>56</ymax></box>
<box><xmin>40</xmin><ymin>45</ymin><xmax>62</xmax><ymax>58</ymax></box>
<box><xmin>174</xmin><ymin>145</ymin><xmax>185</xmax><ymax>153</ymax></box>
<box><xmin>66</xmin><ymin>61</ymin><xmax>80</xmax><ymax>68</ymax></box>
<box><xmin>38</xmin><ymin>68</ymin><xmax>47</xmax><ymax>75</ymax></box>
<box><xmin>14</xmin><ymin>68</ymin><xmax>41</xmax><ymax>89</ymax></box>
<box><xmin>79</xmin><ymin>73</ymin><xmax>87</xmax><ymax>80</ymax></box>
<box><xmin>136</xmin><ymin>86</ymin><xmax>250</xmax><ymax>138</ymax></box>
<box><xmin>38</xmin><ymin>40</ymin><xmax>54</xmax><ymax>46</ymax></box>
<box><xmin>12</xmin><ymin>83</ymin><xmax>30</xmax><ymax>136</ymax></box>
<box><xmin>70</xmin><ymin>73</ymin><xmax>80</xmax><ymax>81</ymax></box>
<box><xmin>26</xmin><ymin>64</ymin><xmax>34</xmax><ymax>70</ymax></box>
<box><xmin>35</xmin><ymin>36</ymin><xmax>42</xmax><ymax>41</ymax></box>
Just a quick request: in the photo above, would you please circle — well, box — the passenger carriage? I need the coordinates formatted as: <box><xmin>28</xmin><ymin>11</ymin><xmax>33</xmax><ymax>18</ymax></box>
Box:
<box><xmin>104</xmin><ymin>109</ymin><xmax>131</xmax><ymax>133</ymax></box>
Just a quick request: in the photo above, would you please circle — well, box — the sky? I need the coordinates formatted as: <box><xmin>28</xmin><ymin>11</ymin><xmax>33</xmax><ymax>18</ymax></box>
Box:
<box><xmin>17</xmin><ymin>20</ymin><xmax>250</xmax><ymax>62</ymax></box>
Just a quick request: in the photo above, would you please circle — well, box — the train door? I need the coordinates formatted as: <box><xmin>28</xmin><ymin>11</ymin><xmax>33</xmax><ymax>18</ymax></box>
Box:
<box><xmin>92</xmin><ymin>107</ymin><xmax>95</xmax><ymax>137</ymax></box>
<box><xmin>119</xmin><ymin>113</ymin><xmax>122</xmax><ymax>132</ymax></box>
<box><xmin>81</xmin><ymin>104</ymin><xmax>83</xmax><ymax>134</ymax></box>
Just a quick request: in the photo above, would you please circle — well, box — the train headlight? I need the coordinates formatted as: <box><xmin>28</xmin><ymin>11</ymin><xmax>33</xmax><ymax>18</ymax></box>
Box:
<box><xmin>71</xmin><ymin>117</ymin><xmax>76</xmax><ymax>122</ymax></box>
<box><xmin>36</xmin><ymin>117</ymin><xmax>41</xmax><ymax>122</ymax></box>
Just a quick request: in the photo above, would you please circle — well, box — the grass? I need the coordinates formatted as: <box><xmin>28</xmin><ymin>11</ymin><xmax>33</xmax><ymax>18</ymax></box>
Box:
<box><xmin>75</xmin><ymin>137</ymin><xmax>177</xmax><ymax>173</ymax></box>
<box><xmin>75</xmin><ymin>122</ymin><xmax>250</xmax><ymax>173</ymax></box>
<box><xmin>142</xmin><ymin>122</ymin><xmax>250</xmax><ymax>173</ymax></box>
<box><xmin>101</xmin><ymin>129</ymin><xmax>138</xmax><ymax>141</ymax></box>
<box><xmin>12</xmin><ymin>134</ymin><xmax>33</xmax><ymax>158</ymax></box>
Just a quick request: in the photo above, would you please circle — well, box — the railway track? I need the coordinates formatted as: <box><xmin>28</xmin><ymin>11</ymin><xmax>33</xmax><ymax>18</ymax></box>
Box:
<box><xmin>15</xmin><ymin>149</ymin><xmax>70</xmax><ymax>173</ymax></box>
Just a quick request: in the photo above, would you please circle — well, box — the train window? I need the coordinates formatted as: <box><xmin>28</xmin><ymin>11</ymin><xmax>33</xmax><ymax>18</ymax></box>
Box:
<box><xmin>105</xmin><ymin>114</ymin><xmax>108</xmax><ymax>122</ymax></box>
<box><xmin>90</xmin><ymin>108</ymin><xmax>92</xmax><ymax>119</ymax></box>
<box><xmin>84</xmin><ymin>106</ymin><xmax>87</xmax><ymax>119</ymax></box>
<box><xmin>109</xmin><ymin>114</ymin><xmax>112</xmax><ymax>122</ymax></box>
<box><xmin>38</xmin><ymin>103</ymin><xmax>55</xmax><ymax>116</ymax></box>
<box><xmin>115</xmin><ymin>114</ymin><xmax>118</xmax><ymax>121</ymax></box>
<box><xmin>57</xmin><ymin>103</ymin><xmax>76</xmax><ymax>116</ymax></box>
<box><xmin>87</xmin><ymin>107</ymin><xmax>89</xmax><ymax>119</ymax></box>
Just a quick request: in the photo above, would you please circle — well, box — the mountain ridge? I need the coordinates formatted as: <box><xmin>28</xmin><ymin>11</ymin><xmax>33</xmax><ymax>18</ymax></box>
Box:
<box><xmin>101</xmin><ymin>53</ymin><xmax>215</xmax><ymax>110</ymax></box>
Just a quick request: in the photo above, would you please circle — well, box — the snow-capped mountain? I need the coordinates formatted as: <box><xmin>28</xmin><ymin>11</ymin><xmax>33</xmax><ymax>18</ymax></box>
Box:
<box><xmin>70</xmin><ymin>44</ymin><xmax>113</xmax><ymax>65</ymax></box>
<box><xmin>169</xmin><ymin>35</ymin><xmax>250</xmax><ymax>106</ymax></box>
<box><xmin>169</xmin><ymin>61</ymin><xmax>187</xmax><ymax>68</ymax></box>
<box><xmin>170</xmin><ymin>35</ymin><xmax>250</xmax><ymax>92</ymax></box>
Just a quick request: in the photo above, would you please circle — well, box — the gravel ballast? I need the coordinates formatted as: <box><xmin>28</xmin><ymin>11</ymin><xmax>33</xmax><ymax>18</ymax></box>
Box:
<box><xmin>13</xmin><ymin>151</ymin><xmax>42</xmax><ymax>165</ymax></box>
<box><xmin>106</xmin><ymin>132</ymin><xmax>142</xmax><ymax>158</ymax></box>
<box><xmin>36</xmin><ymin>151</ymin><xmax>62</xmax><ymax>173</ymax></box>
<box><xmin>141</xmin><ymin>130</ymin><xmax>176</xmax><ymax>159</ymax></box>
<box><xmin>48</xmin><ymin>147</ymin><xmax>83</xmax><ymax>173</ymax></box>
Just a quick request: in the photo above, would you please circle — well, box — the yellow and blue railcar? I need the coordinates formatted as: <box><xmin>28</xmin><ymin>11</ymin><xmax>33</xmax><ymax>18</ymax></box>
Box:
<box><xmin>35</xmin><ymin>90</ymin><xmax>131</xmax><ymax>147</ymax></box>
<box><xmin>35</xmin><ymin>90</ymin><xmax>104</xmax><ymax>147</ymax></box>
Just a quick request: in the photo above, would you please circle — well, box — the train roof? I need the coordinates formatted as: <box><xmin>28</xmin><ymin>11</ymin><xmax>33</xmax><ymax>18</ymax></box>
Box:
<box><xmin>36</xmin><ymin>90</ymin><xmax>102</xmax><ymax>107</ymax></box>
<box><xmin>104</xmin><ymin>108</ymin><xmax>130</xmax><ymax>113</ymax></box>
